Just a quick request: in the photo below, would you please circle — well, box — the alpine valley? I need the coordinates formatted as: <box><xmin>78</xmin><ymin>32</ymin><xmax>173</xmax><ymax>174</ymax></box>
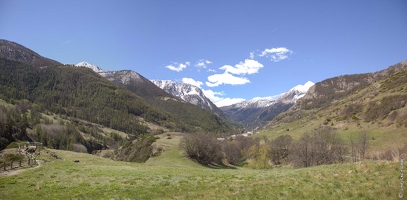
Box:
<box><xmin>220</xmin><ymin>81</ymin><xmax>315</xmax><ymax>130</ymax></box>
<box><xmin>1</xmin><ymin>39</ymin><xmax>407</xmax><ymax>199</ymax></box>
<box><xmin>1</xmin><ymin>38</ymin><xmax>407</xmax><ymax>163</ymax></box>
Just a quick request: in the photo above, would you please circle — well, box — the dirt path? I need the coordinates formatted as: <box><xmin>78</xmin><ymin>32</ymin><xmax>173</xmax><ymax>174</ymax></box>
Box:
<box><xmin>0</xmin><ymin>160</ymin><xmax>41</xmax><ymax>176</ymax></box>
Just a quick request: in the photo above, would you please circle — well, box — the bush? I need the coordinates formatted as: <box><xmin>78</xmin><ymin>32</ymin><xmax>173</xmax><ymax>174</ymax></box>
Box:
<box><xmin>180</xmin><ymin>133</ymin><xmax>223</xmax><ymax>166</ymax></box>
<box><xmin>114</xmin><ymin>134</ymin><xmax>157</xmax><ymax>162</ymax></box>
<box><xmin>247</xmin><ymin>144</ymin><xmax>271</xmax><ymax>169</ymax></box>
<box><xmin>222</xmin><ymin>142</ymin><xmax>244</xmax><ymax>166</ymax></box>
<box><xmin>269</xmin><ymin>135</ymin><xmax>292</xmax><ymax>165</ymax></box>
<box><xmin>289</xmin><ymin>127</ymin><xmax>347</xmax><ymax>167</ymax></box>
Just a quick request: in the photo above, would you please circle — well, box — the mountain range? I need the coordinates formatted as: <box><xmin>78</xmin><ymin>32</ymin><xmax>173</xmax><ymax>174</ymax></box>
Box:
<box><xmin>82</xmin><ymin>59</ymin><xmax>316</xmax><ymax>130</ymax></box>
<box><xmin>73</xmin><ymin>61</ymin><xmax>234</xmax><ymax>133</ymax></box>
<box><xmin>74</xmin><ymin>61</ymin><xmax>315</xmax><ymax>130</ymax></box>
<box><xmin>220</xmin><ymin>81</ymin><xmax>314</xmax><ymax>130</ymax></box>
<box><xmin>1</xmin><ymin>38</ymin><xmax>406</xmax><ymax>153</ymax></box>
<box><xmin>0</xmin><ymin>39</ymin><xmax>234</xmax><ymax>136</ymax></box>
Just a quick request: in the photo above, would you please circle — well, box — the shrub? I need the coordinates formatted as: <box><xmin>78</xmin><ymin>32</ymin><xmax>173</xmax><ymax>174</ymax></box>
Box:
<box><xmin>222</xmin><ymin>142</ymin><xmax>244</xmax><ymax>166</ymax></box>
<box><xmin>269</xmin><ymin>135</ymin><xmax>292</xmax><ymax>165</ymax></box>
<box><xmin>114</xmin><ymin>134</ymin><xmax>157</xmax><ymax>162</ymax></box>
<box><xmin>247</xmin><ymin>144</ymin><xmax>271</xmax><ymax>169</ymax></box>
<box><xmin>179</xmin><ymin>133</ymin><xmax>223</xmax><ymax>166</ymax></box>
<box><xmin>289</xmin><ymin>127</ymin><xmax>347</xmax><ymax>167</ymax></box>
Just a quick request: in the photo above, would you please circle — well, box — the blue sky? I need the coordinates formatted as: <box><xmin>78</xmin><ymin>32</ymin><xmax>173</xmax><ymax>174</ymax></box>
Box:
<box><xmin>1</xmin><ymin>1</ymin><xmax>406</xmax><ymax>106</ymax></box>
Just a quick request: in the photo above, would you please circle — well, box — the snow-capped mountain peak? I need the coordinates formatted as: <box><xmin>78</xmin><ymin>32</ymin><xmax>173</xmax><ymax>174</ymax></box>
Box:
<box><xmin>290</xmin><ymin>81</ymin><xmax>315</xmax><ymax>93</ymax></box>
<box><xmin>75</xmin><ymin>61</ymin><xmax>142</xmax><ymax>84</ymax></box>
<box><xmin>220</xmin><ymin>81</ymin><xmax>315</xmax><ymax>130</ymax></box>
<box><xmin>151</xmin><ymin>80</ymin><xmax>223</xmax><ymax>115</ymax></box>
<box><xmin>279</xmin><ymin>81</ymin><xmax>315</xmax><ymax>102</ymax></box>
<box><xmin>151</xmin><ymin>80</ymin><xmax>206</xmax><ymax>104</ymax></box>
<box><xmin>75</xmin><ymin>61</ymin><xmax>105</xmax><ymax>73</ymax></box>
<box><xmin>230</xmin><ymin>94</ymin><xmax>283</xmax><ymax>109</ymax></box>
<box><xmin>289</xmin><ymin>81</ymin><xmax>315</xmax><ymax>100</ymax></box>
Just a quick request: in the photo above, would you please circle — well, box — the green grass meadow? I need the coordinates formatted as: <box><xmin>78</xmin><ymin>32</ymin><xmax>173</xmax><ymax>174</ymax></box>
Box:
<box><xmin>0</xmin><ymin>133</ymin><xmax>405</xmax><ymax>199</ymax></box>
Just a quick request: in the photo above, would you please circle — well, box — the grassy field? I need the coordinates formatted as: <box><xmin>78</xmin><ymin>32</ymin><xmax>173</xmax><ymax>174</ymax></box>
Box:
<box><xmin>0</xmin><ymin>133</ymin><xmax>405</xmax><ymax>199</ymax></box>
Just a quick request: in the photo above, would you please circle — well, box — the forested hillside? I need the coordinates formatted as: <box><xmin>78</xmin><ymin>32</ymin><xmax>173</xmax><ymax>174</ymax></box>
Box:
<box><xmin>101</xmin><ymin>70</ymin><xmax>234</xmax><ymax>133</ymax></box>
<box><xmin>0</xmin><ymin>58</ymin><xmax>177</xmax><ymax>134</ymax></box>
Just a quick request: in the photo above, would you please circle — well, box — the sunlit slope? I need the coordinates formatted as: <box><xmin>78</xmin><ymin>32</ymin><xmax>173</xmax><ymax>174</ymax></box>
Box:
<box><xmin>260</xmin><ymin>62</ymin><xmax>407</xmax><ymax>152</ymax></box>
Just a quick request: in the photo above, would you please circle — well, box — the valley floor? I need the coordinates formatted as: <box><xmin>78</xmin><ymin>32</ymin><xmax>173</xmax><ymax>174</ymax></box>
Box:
<box><xmin>0</xmin><ymin>133</ymin><xmax>404</xmax><ymax>199</ymax></box>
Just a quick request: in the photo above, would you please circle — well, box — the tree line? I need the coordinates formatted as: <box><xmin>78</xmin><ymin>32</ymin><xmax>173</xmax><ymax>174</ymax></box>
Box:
<box><xmin>180</xmin><ymin>127</ymin><xmax>372</xmax><ymax>168</ymax></box>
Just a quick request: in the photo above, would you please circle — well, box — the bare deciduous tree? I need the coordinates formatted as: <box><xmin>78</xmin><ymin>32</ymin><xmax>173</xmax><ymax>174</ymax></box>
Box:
<box><xmin>222</xmin><ymin>142</ymin><xmax>243</xmax><ymax>166</ymax></box>
<box><xmin>180</xmin><ymin>133</ymin><xmax>223</xmax><ymax>166</ymax></box>
<box><xmin>269</xmin><ymin>134</ymin><xmax>292</xmax><ymax>165</ymax></box>
<box><xmin>349</xmin><ymin>131</ymin><xmax>369</xmax><ymax>162</ymax></box>
<box><xmin>289</xmin><ymin>127</ymin><xmax>347</xmax><ymax>167</ymax></box>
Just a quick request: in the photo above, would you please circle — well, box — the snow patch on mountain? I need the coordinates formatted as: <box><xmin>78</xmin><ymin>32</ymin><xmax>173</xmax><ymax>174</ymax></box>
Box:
<box><xmin>117</xmin><ymin>70</ymin><xmax>141</xmax><ymax>84</ymax></box>
<box><xmin>151</xmin><ymin>80</ymin><xmax>216</xmax><ymax>111</ymax></box>
<box><xmin>75</xmin><ymin>61</ymin><xmax>142</xmax><ymax>84</ymax></box>
<box><xmin>288</xmin><ymin>81</ymin><xmax>315</xmax><ymax>100</ymax></box>
<box><xmin>230</xmin><ymin>94</ymin><xmax>282</xmax><ymax>109</ymax></box>
<box><xmin>75</xmin><ymin>61</ymin><xmax>105</xmax><ymax>73</ymax></box>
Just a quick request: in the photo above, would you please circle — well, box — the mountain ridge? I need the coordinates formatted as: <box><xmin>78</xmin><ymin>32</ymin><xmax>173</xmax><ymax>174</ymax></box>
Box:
<box><xmin>75</xmin><ymin>61</ymin><xmax>234</xmax><ymax>133</ymax></box>
<box><xmin>262</xmin><ymin>60</ymin><xmax>407</xmax><ymax>151</ymax></box>
<box><xmin>0</xmin><ymin>39</ymin><xmax>61</xmax><ymax>67</ymax></box>
<box><xmin>221</xmin><ymin>81</ymin><xmax>314</xmax><ymax>130</ymax></box>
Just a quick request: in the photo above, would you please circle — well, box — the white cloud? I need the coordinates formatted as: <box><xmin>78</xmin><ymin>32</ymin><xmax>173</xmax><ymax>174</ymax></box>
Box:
<box><xmin>182</xmin><ymin>77</ymin><xmax>203</xmax><ymax>88</ymax></box>
<box><xmin>249</xmin><ymin>51</ymin><xmax>255</xmax><ymax>59</ymax></box>
<box><xmin>165</xmin><ymin>61</ymin><xmax>190</xmax><ymax>72</ymax></box>
<box><xmin>206</xmin><ymin>73</ymin><xmax>250</xmax><ymax>87</ymax></box>
<box><xmin>202</xmin><ymin>89</ymin><xmax>225</xmax><ymax>102</ymax></box>
<box><xmin>202</xmin><ymin>89</ymin><xmax>245</xmax><ymax>107</ymax></box>
<box><xmin>215</xmin><ymin>98</ymin><xmax>246</xmax><ymax>107</ymax></box>
<box><xmin>195</xmin><ymin>59</ymin><xmax>212</xmax><ymax>68</ymax></box>
<box><xmin>204</xmin><ymin>59</ymin><xmax>262</xmax><ymax>87</ymax></box>
<box><xmin>219</xmin><ymin>59</ymin><xmax>263</xmax><ymax>75</ymax></box>
<box><xmin>252</xmin><ymin>93</ymin><xmax>285</xmax><ymax>101</ymax></box>
<box><xmin>259</xmin><ymin>47</ymin><xmax>292</xmax><ymax>62</ymax></box>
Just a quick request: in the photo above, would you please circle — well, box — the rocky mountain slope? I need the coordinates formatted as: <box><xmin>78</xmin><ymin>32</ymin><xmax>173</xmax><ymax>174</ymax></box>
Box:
<box><xmin>151</xmin><ymin>80</ymin><xmax>225</xmax><ymax>117</ymax></box>
<box><xmin>0</xmin><ymin>39</ymin><xmax>60</xmax><ymax>67</ymax></box>
<box><xmin>221</xmin><ymin>81</ymin><xmax>314</xmax><ymax>130</ymax></box>
<box><xmin>263</xmin><ymin>60</ymin><xmax>407</xmax><ymax>151</ymax></box>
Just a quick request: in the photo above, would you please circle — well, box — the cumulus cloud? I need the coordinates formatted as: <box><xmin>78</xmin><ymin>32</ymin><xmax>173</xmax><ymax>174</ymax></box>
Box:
<box><xmin>202</xmin><ymin>89</ymin><xmax>245</xmax><ymax>107</ymax></box>
<box><xmin>204</xmin><ymin>59</ymin><xmax>262</xmax><ymax>87</ymax></box>
<box><xmin>195</xmin><ymin>59</ymin><xmax>212</xmax><ymax>68</ymax></box>
<box><xmin>182</xmin><ymin>77</ymin><xmax>203</xmax><ymax>88</ymax></box>
<box><xmin>165</xmin><ymin>61</ymin><xmax>190</xmax><ymax>72</ymax></box>
<box><xmin>206</xmin><ymin>73</ymin><xmax>250</xmax><ymax>87</ymax></box>
<box><xmin>259</xmin><ymin>47</ymin><xmax>292</xmax><ymax>62</ymax></box>
<box><xmin>220</xmin><ymin>59</ymin><xmax>264</xmax><ymax>75</ymax></box>
<box><xmin>201</xmin><ymin>89</ymin><xmax>225</xmax><ymax>102</ymax></box>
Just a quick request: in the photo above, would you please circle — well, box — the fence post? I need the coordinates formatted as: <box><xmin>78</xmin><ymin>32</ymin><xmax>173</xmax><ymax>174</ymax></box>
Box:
<box><xmin>19</xmin><ymin>159</ymin><xmax>22</xmax><ymax>167</ymax></box>
<box><xmin>3</xmin><ymin>162</ymin><xmax>5</xmax><ymax>171</ymax></box>
<box><xmin>10</xmin><ymin>161</ymin><xmax>13</xmax><ymax>169</ymax></box>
